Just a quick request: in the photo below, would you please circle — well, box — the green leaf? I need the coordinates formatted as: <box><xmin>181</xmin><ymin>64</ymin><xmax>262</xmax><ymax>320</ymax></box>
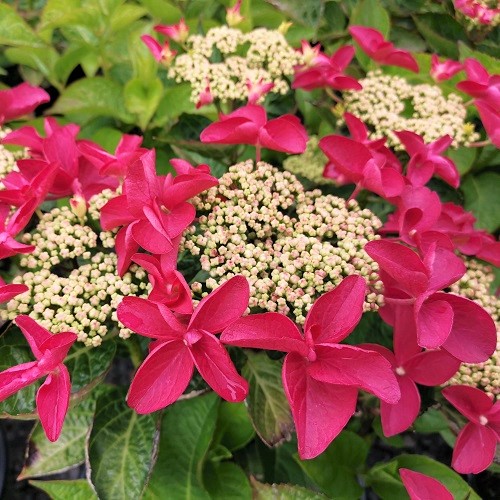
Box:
<box><xmin>65</xmin><ymin>341</ymin><xmax>116</xmax><ymax>393</ymax></box>
<box><xmin>139</xmin><ymin>0</ymin><xmax>182</xmax><ymax>23</ymax></box>
<box><xmin>462</xmin><ymin>172</ymin><xmax>500</xmax><ymax>233</ymax></box>
<box><xmin>38</xmin><ymin>0</ymin><xmax>84</xmax><ymax>41</ymax></box>
<box><xmin>124</xmin><ymin>77</ymin><xmax>164</xmax><ymax>130</ymax></box>
<box><xmin>50</xmin><ymin>77</ymin><xmax>134</xmax><ymax>123</ymax></box>
<box><xmin>151</xmin><ymin>83</ymin><xmax>194</xmax><ymax>128</ymax></box>
<box><xmin>109</xmin><ymin>4</ymin><xmax>147</xmax><ymax>33</ymax></box>
<box><xmin>4</xmin><ymin>47</ymin><xmax>59</xmax><ymax>81</ymax></box>
<box><xmin>264</xmin><ymin>0</ymin><xmax>325</xmax><ymax>29</ymax></box>
<box><xmin>54</xmin><ymin>46</ymin><xmax>95</xmax><ymax>85</ymax></box>
<box><xmin>242</xmin><ymin>352</ymin><xmax>294</xmax><ymax>447</ymax></box>
<box><xmin>350</xmin><ymin>0</ymin><xmax>391</xmax><ymax>71</ymax></box>
<box><xmin>413</xmin><ymin>14</ymin><xmax>468</xmax><ymax>59</ymax></box>
<box><xmin>446</xmin><ymin>146</ymin><xmax>476</xmax><ymax>176</ymax></box>
<box><xmin>413</xmin><ymin>408</ymin><xmax>449</xmax><ymax>434</ymax></box>
<box><xmin>204</xmin><ymin>462</ymin><xmax>252</xmax><ymax>499</ymax></box>
<box><xmin>143</xmin><ymin>393</ymin><xmax>220</xmax><ymax>500</ymax></box>
<box><xmin>0</xmin><ymin>4</ymin><xmax>46</xmax><ymax>48</ymax></box>
<box><xmin>367</xmin><ymin>454</ymin><xmax>481</xmax><ymax>500</ymax></box>
<box><xmin>30</xmin><ymin>479</ymin><xmax>97</xmax><ymax>500</ymax></box>
<box><xmin>0</xmin><ymin>328</ymin><xmax>38</xmax><ymax>417</ymax></box>
<box><xmin>88</xmin><ymin>387</ymin><xmax>159</xmax><ymax>500</ymax></box>
<box><xmin>458</xmin><ymin>42</ymin><xmax>500</xmax><ymax>74</ymax></box>
<box><xmin>214</xmin><ymin>401</ymin><xmax>255</xmax><ymax>452</ymax></box>
<box><xmin>19</xmin><ymin>395</ymin><xmax>97</xmax><ymax>479</ymax></box>
<box><xmin>251</xmin><ymin>478</ymin><xmax>326</xmax><ymax>499</ymax></box>
<box><xmin>294</xmin><ymin>430</ymin><xmax>369</xmax><ymax>498</ymax></box>
<box><xmin>372</xmin><ymin>416</ymin><xmax>405</xmax><ymax>448</ymax></box>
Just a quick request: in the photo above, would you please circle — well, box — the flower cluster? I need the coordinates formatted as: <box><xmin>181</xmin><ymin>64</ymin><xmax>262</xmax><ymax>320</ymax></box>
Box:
<box><xmin>448</xmin><ymin>259</ymin><xmax>499</xmax><ymax>398</ymax></box>
<box><xmin>1</xmin><ymin>200</ymin><xmax>149</xmax><ymax>346</ymax></box>
<box><xmin>182</xmin><ymin>160</ymin><xmax>383</xmax><ymax>323</ymax></box>
<box><xmin>168</xmin><ymin>25</ymin><xmax>302</xmax><ymax>105</ymax></box>
<box><xmin>282</xmin><ymin>136</ymin><xmax>329</xmax><ymax>185</ymax></box>
<box><xmin>455</xmin><ymin>0</ymin><xmax>500</xmax><ymax>27</ymax></box>
<box><xmin>342</xmin><ymin>70</ymin><xmax>478</xmax><ymax>148</ymax></box>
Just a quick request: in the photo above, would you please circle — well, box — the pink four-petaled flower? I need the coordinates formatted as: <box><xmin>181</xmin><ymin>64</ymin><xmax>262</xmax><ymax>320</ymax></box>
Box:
<box><xmin>0</xmin><ymin>316</ymin><xmax>77</xmax><ymax>441</ymax></box>
<box><xmin>222</xmin><ymin>275</ymin><xmax>400</xmax><ymax>459</ymax></box>
<box><xmin>117</xmin><ymin>276</ymin><xmax>250</xmax><ymax>413</ymax></box>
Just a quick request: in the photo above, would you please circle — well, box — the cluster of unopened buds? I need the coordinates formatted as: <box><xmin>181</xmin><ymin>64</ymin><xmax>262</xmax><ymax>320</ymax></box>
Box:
<box><xmin>454</xmin><ymin>0</ymin><xmax>500</xmax><ymax>26</ymax></box>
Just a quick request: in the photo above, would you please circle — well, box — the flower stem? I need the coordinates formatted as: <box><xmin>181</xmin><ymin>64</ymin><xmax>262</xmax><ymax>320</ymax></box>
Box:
<box><xmin>126</xmin><ymin>336</ymin><xmax>144</xmax><ymax>369</ymax></box>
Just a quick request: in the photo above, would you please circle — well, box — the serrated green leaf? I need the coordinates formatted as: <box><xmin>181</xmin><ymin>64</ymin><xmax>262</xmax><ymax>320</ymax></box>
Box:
<box><xmin>19</xmin><ymin>395</ymin><xmax>97</xmax><ymax>479</ymax></box>
<box><xmin>143</xmin><ymin>392</ymin><xmax>219</xmax><ymax>499</ymax></box>
<box><xmin>264</xmin><ymin>0</ymin><xmax>325</xmax><ymax>29</ymax></box>
<box><xmin>49</xmin><ymin>77</ymin><xmax>134</xmax><ymax>123</ymax></box>
<box><xmin>124</xmin><ymin>77</ymin><xmax>163</xmax><ymax>130</ymax></box>
<box><xmin>462</xmin><ymin>172</ymin><xmax>500</xmax><ymax>233</ymax></box>
<box><xmin>413</xmin><ymin>14</ymin><xmax>468</xmax><ymax>59</ymax></box>
<box><xmin>213</xmin><ymin>401</ymin><xmax>255</xmax><ymax>452</ymax></box>
<box><xmin>0</xmin><ymin>328</ymin><xmax>38</xmax><ymax>417</ymax></box>
<box><xmin>251</xmin><ymin>478</ymin><xmax>326</xmax><ymax>499</ymax></box>
<box><xmin>30</xmin><ymin>479</ymin><xmax>97</xmax><ymax>500</ymax></box>
<box><xmin>294</xmin><ymin>430</ymin><xmax>368</xmax><ymax>498</ymax></box>
<box><xmin>64</xmin><ymin>341</ymin><xmax>115</xmax><ymax>393</ymax></box>
<box><xmin>0</xmin><ymin>4</ymin><xmax>46</xmax><ymax>48</ymax></box>
<box><xmin>88</xmin><ymin>387</ymin><xmax>158</xmax><ymax>500</ymax></box>
<box><xmin>204</xmin><ymin>462</ymin><xmax>252</xmax><ymax>499</ymax></box>
<box><xmin>367</xmin><ymin>454</ymin><xmax>481</xmax><ymax>500</ymax></box>
<box><xmin>242</xmin><ymin>352</ymin><xmax>294</xmax><ymax>447</ymax></box>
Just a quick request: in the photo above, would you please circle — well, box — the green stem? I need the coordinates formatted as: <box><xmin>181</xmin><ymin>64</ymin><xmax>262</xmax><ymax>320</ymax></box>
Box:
<box><xmin>126</xmin><ymin>336</ymin><xmax>144</xmax><ymax>369</ymax></box>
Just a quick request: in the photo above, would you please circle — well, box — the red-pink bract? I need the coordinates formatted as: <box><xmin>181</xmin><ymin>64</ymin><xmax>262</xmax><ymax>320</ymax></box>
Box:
<box><xmin>349</xmin><ymin>26</ymin><xmax>419</xmax><ymax>72</ymax></box>
<box><xmin>0</xmin><ymin>199</ymin><xmax>38</xmax><ymax>259</ymax></box>
<box><xmin>395</xmin><ymin>131</ymin><xmax>459</xmax><ymax>188</ymax></box>
<box><xmin>399</xmin><ymin>469</ymin><xmax>453</xmax><ymax>500</ymax></box>
<box><xmin>475</xmin><ymin>99</ymin><xmax>500</xmax><ymax>148</ymax></box>
<box><xmin>154</xmin><ymin>18</ymin><xmax>189</xmax><ymax>43</ymax></box>
<box><xmin>117</xmin><ymin>276</ymin><xmax>250</xmax><ymax>413</ymax></box>
<box><xmin>141</xmin><ymin>36</ymin><xmax>177</xmax><ymax>64</ymax></box>
<box><xmin>457</xmin><ymin>59</ymin><xmax>500</xmax><ymax>109</ymax></box>
<box><xmin>0</xmin><ymin>316</ymin><xmax>77</xmax><ymax>441</ymax></box>
<box><xmin>365</xmin><ymin>240</ymin><xmax>496</xmax><ymax>363</ymax></box>
<box><xmin>442</xmin><ymin>385</ymin><xmax>500</xmax><ymax>474</ymax></box>
<box><xmin>221</xmin><ymin>275</ymin><xmax>400</xmax><ymax>459</ymax></box>
<box><xmin>430</xmin><ymin>55</ymin><xmax>463</xmax><ymax>82</ymax></box>
<box><xmin>0</xmin><ymin>277</ymin><xmax>28</xmax><ymax>303</ymax></box>
<box><xmin>200</xmin><ymin>105</ymin><xmax>308</xmax><ymax>159</ymax></box>
<box><xmin>0</xmin><ymin>83</ymin><xmax>50</xmax><ymax>125</ymax></box>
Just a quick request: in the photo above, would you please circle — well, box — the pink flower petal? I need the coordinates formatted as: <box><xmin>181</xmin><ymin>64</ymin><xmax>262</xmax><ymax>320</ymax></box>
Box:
<box><xmin>200</xmin><ymin>116</ymin><xmax>260</xmax><ymax>145</ymax></box>
<box><xmin>399</xmin><ymin>468</ymin><xmax>453</xmax><ymax>500</ymax></box>
<box><xmin>422</xmin><ymin>245</ymin><xmax>465</xmax><ymax>293</ymax></box>
<box><xmin>127</xmin><ymin>340</ymin><xmax>193</xmax><ymax>413</ymax></box>
<box><xmin>15</xmin><ymin>314</ymin><xmax>53</xmax><ymax>359</ymax></box>
<box><xmin>442</xmin><ymin>385</ymin><xmax>493</xmax><ymax>423</ymax></box>
<box><xmin>100</xmin><ymin>195</ymin><xmax>135</xmax><ymax>230</ymax></box>
<box><xmin>221</xmin><ymin>312</ymin><xmax>307</xmax><ymax>355</ymax></box>
<box><xmin>283</xmin><ymin>352</ymin><xmax>358</xmax><ymax>459</ymax></box>
<box><xmin>404</xmin><ymin>350</ymin><xmax>460</xmax><ymax>386</ymax></box>
<box><xmin>451</xmin><ymin>422</ymin><xmax>498</xmax><ymax>474</ymax></box>
<box><xmin>115</xmin><ymin>225</ymin><xmax>139</xmax><ymax>276</ymax></box>
<box><xmin>131</xmin><ymin>218</ymin><xmax>173</xmax><ymax>255</ymax></box>
<box><xmin>415</xmin><ymin>298</ymin><xmax>454</xmax><ymax>349</ymax></box>
<box><xmin>117</xmin><ymin>296</ymin><xmax>184</xmax><ymax>339</ymax></box>
<box><xmin>188</xmin><ymin>275</ymin><xmax>249</xmax><ymax>333</ymax></box>
<box><xmin>0</xmin><ymin>283</ymin><xmax>28</xmax><ymax>303</ymax></box>
<box><xmin>310</xmin><ymin>344</ymin><xmax>400</xmax><ymax>403</ymax></box>
<box><xmin>0</xmin><ymin>361</ymin><xmax>40</xmax><ymax>401</ymax></box>
<box><xmin>439</xmin><ymin>294</ymin><xmax>497</xmax><ymax>363</ymax></box>
<box><xmin>380</xmin><ymin>375</ymin><xmax>420</xmax><ymax>436</ymax></box>
<box><xmin>304</xmin><ymin>275</ymin><xmax>366</xmax><ymax>344</ymax></box>
<box><xmin>259</xmin><ymin>115</ymin><xmax>308</xmax><ymax>154</ymax></box>
<box><xmin>36</xmin><ymin>365</ymin><xmax>71</xmax><ymax>442</ymax></box>
<box><xmin>189</xmin><ymin>332</ymin><xmax>248</xmax><ymax>402</ymax></box>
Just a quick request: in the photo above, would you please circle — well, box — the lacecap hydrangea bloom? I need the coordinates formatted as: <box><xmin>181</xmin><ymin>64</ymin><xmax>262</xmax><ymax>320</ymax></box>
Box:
<box><xmin>342</xmin><ymin>70</ymin><xmax>479</xmax><ymax>148</ymax></box>
<box><xmin>181</xmin><ymin>160</ymin><xmax>383</xmax><ymax>324</ymax></box>
<box><xmin>1</xmin><ymin>197</ymin><xmax>150</xmax><ymax>346</ymax></box>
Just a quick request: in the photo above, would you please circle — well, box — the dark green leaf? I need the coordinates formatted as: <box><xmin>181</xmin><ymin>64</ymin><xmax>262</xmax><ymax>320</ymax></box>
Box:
<box><xmin>19</xmin><ymin>395</ymin><xmax>97</xmax><ymax>479</ymax></box>
<box><xmin>5</xmin><ymin>47</ymin><xmax>59</xmax><ymax>81</ymax></box>
<box><xmin>462</xmin><ymin>172</ymin><xmax>500</xmax><ymax>233</ymax></box>
<box><xmin>264</xmin><ymin>0</ymin><xmax>325</xmax><ymax>29</ymax></box>
<box><xmin>138</xmin><ymin>0</ymin><xmax>182</xmax><ymax>23</ymax></box>
<box><xmin>372</xmin><ymin>416</ymin><xmax>405</xmax><ymax>448</ymax></box>
<box><xmin>151</xmin><ymin>84</ymin><xmax>193</xmax><ymax>128</ymax></box>
<box><xmin>65</xmin><ymin>341</ymin><xmax>116</xmax><ymax>394</ymax></box>
<box><xmin>30</xmin><ymin>479</ymin><xmax>97</xmax><ymax>500</ymax></box>
<box><xmin>413</xmin><ymin>408</ymin><xmax>449</xmax><ymax>434</ymax></box>
<box><xmin>143</xmin><ymin>393</ymin><xmax>219</xmax><ymax>499</ymax></box>
<box><xmin>446</xmin><ymin>146</ymin><xmax>476</xmax><ymax>176</ymax></box>
<box><xmin>294</xmin><ymin>430</ymin><xmax>369</xmax><ymax>498</ymax></box>
<box><xmin>54</xmin><ymin>46</ymin><xmax>95</xmax><ymax>85</ymax></box>
<box><xmin>214</xmin><ymin>401</ymin><xmax>255</xmax><ymax>452</ymax></box>
<box><xmin>458</xmin><ymin>42</ymin><xmax>500</xmax><ymax>74</ymax></box>
<box><xmin>204</xmin><ymin>462</ymin><xmax>252</xmax><ymax>499</ymax></box>
<box><xmin>88</xmin><ymin>387</ymin><xmax>159</xmax><ymax>500</ymax></box>
<box><xmin>242</xmin><ymin>352</ymin><xmax>294</xmax><ymax>447</ymax></box>
<box><xmin>367</xmin><ymin>454</ymin><xmax>481</xmax><ymax>499</ymax></box>
<box><xmin>251</xmin><ymin>478</ymin><xmax>326</xmax><ymax>499</ymax></box>
<box><xmin>413</xmin><ymin>14</ymin><xmax>468</xmax><ymax>59</ymax></box>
